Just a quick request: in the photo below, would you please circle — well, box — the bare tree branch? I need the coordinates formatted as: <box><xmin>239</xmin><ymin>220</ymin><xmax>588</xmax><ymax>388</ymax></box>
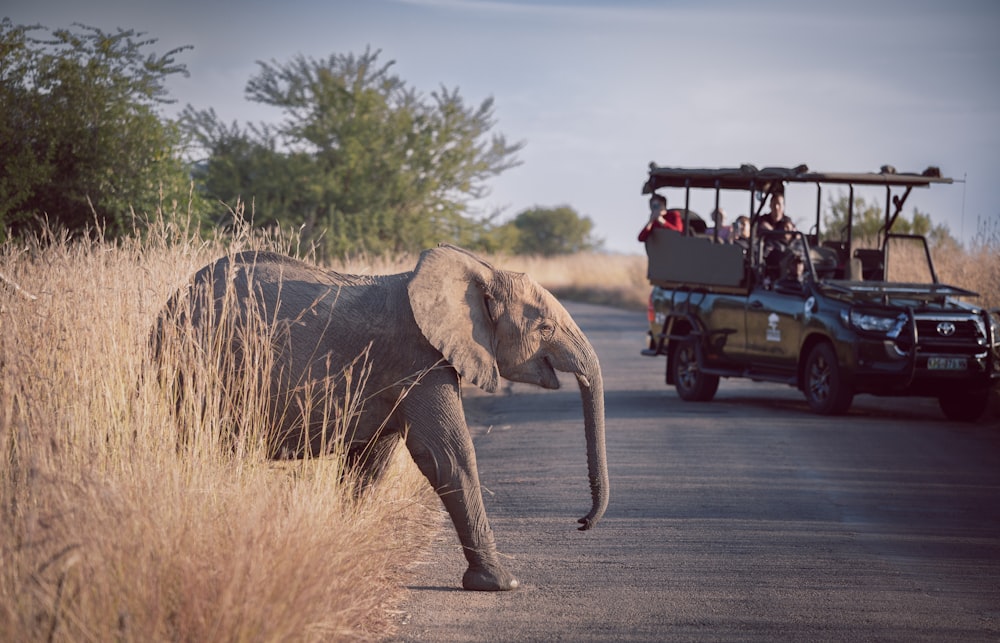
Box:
<box><xmin>0</xmin><ymin>270</ymin><xmax>38</xmax><ymax>300</ymax></box>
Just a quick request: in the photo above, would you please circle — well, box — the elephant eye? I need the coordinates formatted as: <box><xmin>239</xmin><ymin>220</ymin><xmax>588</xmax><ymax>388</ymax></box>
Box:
<box><xmin>484</xmin><ymin>295</ymin><xmax>500</xmax><ymax>322</ymax></box>
<box><xmin>538</xmin><ymin>320</ymin><xmax>556</xmax><ymax>339</ymax></box>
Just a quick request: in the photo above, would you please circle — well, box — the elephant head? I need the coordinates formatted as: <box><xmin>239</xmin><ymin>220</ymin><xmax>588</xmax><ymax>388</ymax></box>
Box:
<box><xmin>408</xmin><ymin>245</ymin><xmax>609</xmax><ymax>532</ymax></box>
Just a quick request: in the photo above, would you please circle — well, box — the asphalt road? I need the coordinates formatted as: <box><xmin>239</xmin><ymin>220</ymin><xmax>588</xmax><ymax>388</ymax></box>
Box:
<box><xmin>391</xmin><ymin>302</ymin><xmax>1000</xmax><ymax>642</ymax></box>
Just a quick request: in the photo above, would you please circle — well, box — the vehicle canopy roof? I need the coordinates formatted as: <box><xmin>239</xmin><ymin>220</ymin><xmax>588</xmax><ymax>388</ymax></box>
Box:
<box><xmin>642</xmin><ymin>163</ymin><xmax>952</xmax><ymax>195</ymax></box>
<box><xmin>642</xmin><ymin>163</ymin><xmax>958</xmax><ymax>287</ymax></box>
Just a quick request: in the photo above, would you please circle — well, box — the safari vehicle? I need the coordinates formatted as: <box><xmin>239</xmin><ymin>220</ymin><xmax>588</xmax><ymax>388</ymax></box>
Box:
<box><xmin>640</xmin><ymin>164</ymin><xmax>1000</xmax><ymax>421</ymax></box>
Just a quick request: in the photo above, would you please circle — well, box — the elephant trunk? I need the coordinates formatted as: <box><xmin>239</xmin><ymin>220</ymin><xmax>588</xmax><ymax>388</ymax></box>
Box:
<box><xmin>574</xmin><ymin>354</ymin><xmax>609</xmax><ymax>531</ymax></box>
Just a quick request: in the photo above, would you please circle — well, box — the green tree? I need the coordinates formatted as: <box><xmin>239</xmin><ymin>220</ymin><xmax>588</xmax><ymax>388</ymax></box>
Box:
<box><xmin>0</xmin><ymin>20</ymin><xmax>194</xmax><ymax>240</ymax></box>
<box><xmin>500</xmin><ymin>206</ymin><xmax>602</xmax><ymax>256</ymax></box>
<box><xmin>183</xmin><ymin>48</ymin><xmax>523</xmax><ymax>258</ymax></box>
<box><xmin>469</xmin><ymin>211</ymin><xmax>523</xmax><ymax>254</ymax></box>
<box><xmin>184</xmin><ymin>114</ymin><xmax>319</xmax><ymax>231</ymax></box>
<box><xmin>823</xmin><ymin>193</ymin><xmax>957</xmax><ymax>249</ymax></box>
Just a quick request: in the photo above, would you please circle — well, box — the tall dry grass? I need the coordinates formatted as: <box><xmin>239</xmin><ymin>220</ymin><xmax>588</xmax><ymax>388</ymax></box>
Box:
<box><xmin>496</xmin><ymin>252</ymin><xmax>650</xmax><ymax>310</ymax></box>
<box><xmin>932</xmin><ymin>220</ymin><xmax>1000</xmax><ymax>310</ymax></box>
<box><xmin>0</xmin><ymin>218</ymin><xmax>440</xmax><ymax>642</ymax></box>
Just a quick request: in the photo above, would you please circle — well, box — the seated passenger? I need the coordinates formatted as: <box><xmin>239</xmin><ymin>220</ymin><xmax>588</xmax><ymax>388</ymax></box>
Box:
<box><xmin>638</xmin><ymin>194</ymin><xmax>683</xmax><ymax>242</ymax></box>
<box><xmin>765</xmin><ymin>215</ymin><xmax>804</xmax><ymax>257</ymax></box>
<box><xmin>756</xmin><ymin>192</ymin><xmax>792</xmax><ymax>234</ymax></box>
<box><xmin>779</xmin><ymin>217</ymin><xmax>805</xmax><ymax>252</ymax></box>
<box><xmin>705</xmin><ymin>208</ymin><xmax>731</xmax><ymax>243</ymax></box>
<box><xmin>731</xmin><ymin>215</ymin><xmax>750</xmax><ymax>250</ymax></box>
<box><xmin>761</xmin><ymin>217</ymin><xmax>804</xmax><ymax>286</ymax></box>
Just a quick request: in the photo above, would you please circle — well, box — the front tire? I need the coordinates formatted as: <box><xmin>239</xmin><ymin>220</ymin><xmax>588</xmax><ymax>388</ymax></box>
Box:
<box><xmin>671</xmin><ymin>338</ymin><xmax>719</xmax><ymax>402</ymax></box>
<box><xmin>803</xmin><ymin>342</ymin><xmax>853</xmax><ymax>415</ymax></box>
<box><xmin>938</xmin><ymin>389</ymin><xmax>990</xmax><ymax>423</ymax></box>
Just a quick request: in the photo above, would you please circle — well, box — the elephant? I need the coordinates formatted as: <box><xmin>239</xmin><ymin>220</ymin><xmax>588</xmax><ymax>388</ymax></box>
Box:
<box><xmin>153</xmin><ymin>244</ymin><xmax>609</xmax><ymax>591</ymax></box>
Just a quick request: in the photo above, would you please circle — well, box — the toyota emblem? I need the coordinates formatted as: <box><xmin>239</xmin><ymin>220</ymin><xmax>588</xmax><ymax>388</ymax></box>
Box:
<box><xmin>936</xmin><ymin>321</ymin><xmax>956</xmax><ymax>336</ymax></box>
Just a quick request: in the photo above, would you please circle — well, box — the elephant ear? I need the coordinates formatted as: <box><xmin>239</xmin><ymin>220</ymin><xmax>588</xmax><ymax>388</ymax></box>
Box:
<box><xmin>408</xmin><ymin>245</ymin><xmax>500</xmax><ymax>393</ymax></box>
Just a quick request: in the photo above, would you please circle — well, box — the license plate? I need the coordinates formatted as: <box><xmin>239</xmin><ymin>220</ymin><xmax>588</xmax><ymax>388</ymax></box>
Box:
<box><xmin>927</xmin><ymin>357</ymin><xmax>967</xmax><ymax>370</ymax></box>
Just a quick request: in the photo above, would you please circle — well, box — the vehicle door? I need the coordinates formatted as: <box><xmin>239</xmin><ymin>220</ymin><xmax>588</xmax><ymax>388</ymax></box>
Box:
<box><xmin>743</xmin><ymin>283</ymin><xmax>807</xmax><ymax>372</ymax></box>
<box><xmin>700</xmin><ymin>293</ymin><xmax>748</xmax><ymax>366</ymax></box>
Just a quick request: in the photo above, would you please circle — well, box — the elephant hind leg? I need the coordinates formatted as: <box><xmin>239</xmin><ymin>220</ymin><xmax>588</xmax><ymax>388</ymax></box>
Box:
<box><xmin>346</xmin><ymin>431</ymin><xmax>402</xmax><ymax>493</ymax></box>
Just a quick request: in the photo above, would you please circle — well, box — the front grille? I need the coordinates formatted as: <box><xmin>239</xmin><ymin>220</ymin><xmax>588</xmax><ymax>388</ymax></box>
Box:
<box><xmin>915</xmin><ymin>316</ymin><xmax>985</xmax><ymax>355</ymax></box>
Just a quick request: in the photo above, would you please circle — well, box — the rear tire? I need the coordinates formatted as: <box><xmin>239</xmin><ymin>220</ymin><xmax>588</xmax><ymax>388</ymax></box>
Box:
<box><xmin>671</xmin><ymin>338</ymin><xmax>719</xmax><ymax>402</ymax></box>
<box><xmin>938</xmin><ymin>389</ymin><xmax>990</xmax><ymax>423</ymax></box>
<box><xmin>803</xmin><ymin>342</ymin><xmax>853</xmax><ymax>415</ymax></box>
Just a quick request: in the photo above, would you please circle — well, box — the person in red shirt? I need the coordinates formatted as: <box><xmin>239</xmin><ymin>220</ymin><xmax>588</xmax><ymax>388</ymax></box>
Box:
<box><xmin>638</xmin><ymin>194</ymin><xmax>683</xmax><ymax>242</ymax></box>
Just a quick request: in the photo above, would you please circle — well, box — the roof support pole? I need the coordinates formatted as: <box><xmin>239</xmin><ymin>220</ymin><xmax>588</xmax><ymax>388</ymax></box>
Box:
<box><xmin>847</xmin><ymin>184</ymin><xmax>855</xmax><ymax>259</ymax></box>
<box><xmin>713</xmin><ymin>180</ymin><xmax>721</xmax><ymax>242</ymax></box>
<box><xmin>884</xmin><ymin>186</ymin><xmax>913</xmax><ymax>243</ymax></box>
<box><xmin>883</xmin><ymin>186</ymin><xmax>892</xmax><ymax>248</ymax></box>
<box><xmin>815</xmin><ymin>184</ymin><xmax>823</xmax><ymax>243</ymax></box>
<box><xmin>684</xmin><ymin>178</ymin><xmax>691</xmax><ymax>235</ymax></box>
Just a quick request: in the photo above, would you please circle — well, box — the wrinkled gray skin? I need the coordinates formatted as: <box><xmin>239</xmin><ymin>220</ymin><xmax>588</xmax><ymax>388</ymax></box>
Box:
<box><xmin>158</xmin><ymin>245</ymin><xmax>609</xmax><ymax>591</ymax></box>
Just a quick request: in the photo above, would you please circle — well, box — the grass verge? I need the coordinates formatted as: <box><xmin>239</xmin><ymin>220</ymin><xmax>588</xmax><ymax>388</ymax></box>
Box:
<box><xmin>0</xmin><ymin>220</ymin><xmax>439</xmax><ymax>641</ymax></box>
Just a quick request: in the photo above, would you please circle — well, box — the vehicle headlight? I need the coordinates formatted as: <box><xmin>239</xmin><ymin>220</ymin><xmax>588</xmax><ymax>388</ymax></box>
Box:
<box><xmin>842</xmin><ymin>309</ymin><xmax>907</xmax><ymax>335</ymax></box>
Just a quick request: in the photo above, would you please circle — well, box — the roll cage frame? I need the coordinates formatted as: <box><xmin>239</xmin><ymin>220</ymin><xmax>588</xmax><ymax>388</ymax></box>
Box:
<box><xmin>641</xmin><ymin>163</ymin><xmax>954</xmax><ymax>280</ymax></box>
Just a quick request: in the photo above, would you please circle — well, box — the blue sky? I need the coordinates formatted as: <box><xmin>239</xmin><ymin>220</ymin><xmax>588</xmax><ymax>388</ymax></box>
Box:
<box><xmin>6</xmin><ymin>0</ymin><xmax>999</xmax><ymax>252</ymax></box>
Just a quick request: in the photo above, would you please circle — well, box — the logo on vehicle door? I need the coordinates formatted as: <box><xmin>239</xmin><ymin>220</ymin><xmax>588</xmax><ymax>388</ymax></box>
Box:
<box><xmin>936</xmin><ymin>321</ymin><xmax>956</xmax><ymax>337</ymax></box>
<box><xmin>766</xmin><ymin>313</ymin><xmax>781</xmax><ymax>342</ymax></box>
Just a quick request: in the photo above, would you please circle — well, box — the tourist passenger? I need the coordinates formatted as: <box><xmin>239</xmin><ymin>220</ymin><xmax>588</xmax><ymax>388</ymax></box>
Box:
<box><xmin>763</xmin><ymin>217</ymin><xmax>805</xmax><ymax>285</ymax></box>
<box><xmin>706</xmin><ymin>208</ymin><xmax>731</xmax><ymax>242</ymax></box>
<box><xmin>756</xmin><ymin>192</ymin><xmax>792</xmax><ymax>233</ymax></box>
<box><xmin>732</xmin><ymin>215</ymin><xmax>751</xmax><ymax>247</ymax></box>
<box><xmin>638</xmin><ymin>194</ymin><xmax>683</xmax><ymax>242</ymax></box>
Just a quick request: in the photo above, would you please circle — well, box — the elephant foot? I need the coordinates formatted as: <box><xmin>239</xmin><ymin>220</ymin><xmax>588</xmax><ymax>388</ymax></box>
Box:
<box><xmin>462</xmin><ymin>565</ymin><xmax>520</xmax><ymax>591</ymax></box>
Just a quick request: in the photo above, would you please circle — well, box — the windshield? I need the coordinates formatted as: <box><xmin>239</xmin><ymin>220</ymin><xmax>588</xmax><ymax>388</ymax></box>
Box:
<box><xmin>883</xmin><ymin>235</ymin><xmax>936</xmax><ymax>284</ymax></box>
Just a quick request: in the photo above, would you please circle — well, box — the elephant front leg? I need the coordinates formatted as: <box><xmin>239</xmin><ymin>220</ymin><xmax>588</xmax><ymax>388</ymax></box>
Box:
<box><xmin>405</xmin><ymin>426</ymin><xmax>519</xmax><ymax>591</ymax></box>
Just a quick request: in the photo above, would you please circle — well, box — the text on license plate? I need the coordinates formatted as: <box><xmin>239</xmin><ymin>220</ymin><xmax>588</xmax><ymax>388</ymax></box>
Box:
<box><xmin>927</xmin><ymin>357</ymin><xmax>967</xmax><ymax>370</ymax></box>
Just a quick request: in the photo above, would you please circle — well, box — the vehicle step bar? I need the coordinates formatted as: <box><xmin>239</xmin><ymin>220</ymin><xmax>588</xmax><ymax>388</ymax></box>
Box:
<box><xmin>700</xmin><ymin>367</ymin><xmax>797</xmax><ymax>387</ymax></box>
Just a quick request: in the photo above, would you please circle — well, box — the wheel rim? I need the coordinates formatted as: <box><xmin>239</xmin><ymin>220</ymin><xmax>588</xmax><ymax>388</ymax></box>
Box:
<box><xmin>677</xmin><ymin>345</ymin><xmax>698</xmax><ymax>391</ymax></box>
<box><xmin>808</xmin><ymin>352</ymin><xmax>831</xmax><ymax>404</ymax></box>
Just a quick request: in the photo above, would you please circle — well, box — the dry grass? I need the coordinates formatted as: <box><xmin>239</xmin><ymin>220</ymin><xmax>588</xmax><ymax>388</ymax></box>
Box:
<box><xmin>933</xmin><ymin>234</ymin><xmax>1000</xmax><ymax>311</ymax></box>
<box><xmin>488</xmin><ymin>252</ymin><xmax>651</xmax><ymax>311</ymax></box>
<box><xmin>0</xmin><ymin>219</ymin><xmax>440</xmax><ymax>642</ymax></box>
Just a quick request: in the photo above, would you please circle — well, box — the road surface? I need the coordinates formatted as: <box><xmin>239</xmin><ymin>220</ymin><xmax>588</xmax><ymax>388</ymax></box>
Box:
<box><xmin>391</xmin><ymin>302</ymin><xmax>1000</xmax><ymax>642</ymax></box>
